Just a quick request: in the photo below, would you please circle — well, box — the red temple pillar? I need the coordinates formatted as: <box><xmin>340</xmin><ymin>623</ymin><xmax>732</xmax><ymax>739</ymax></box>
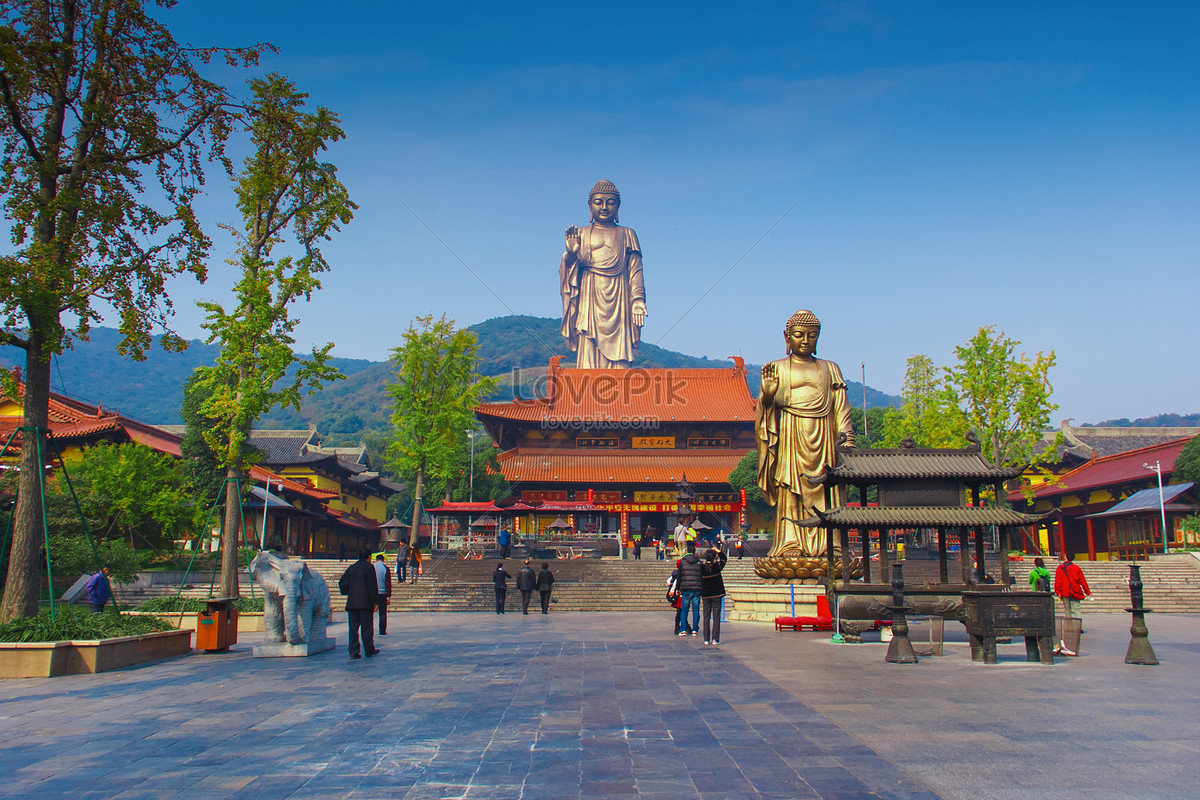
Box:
<box><xmin>1086</xmin><ymin>518</ymin><xmax>1097</xmax><ymax>561</ymax></box>
<box><xmin>1057</xmin><ymin>517</ymin><xmax>1067</xmax><ymax>557</ymax></box>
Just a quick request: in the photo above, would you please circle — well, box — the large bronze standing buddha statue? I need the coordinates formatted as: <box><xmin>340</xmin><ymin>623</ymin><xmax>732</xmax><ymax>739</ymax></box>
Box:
<box><xmin>756</xmin><ymin>309</ymin><xmax>855</xmax><ymax>568</ymax></box>
<box><xmin>559</xmin><ymin>180</ymin><xmax>648</xmax><ymax>369</ymax></box>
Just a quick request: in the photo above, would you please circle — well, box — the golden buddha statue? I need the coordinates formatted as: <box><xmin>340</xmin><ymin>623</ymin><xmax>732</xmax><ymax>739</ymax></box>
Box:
<box><xmin>559</xmin><ymin>180</ymin><xmax>647</xmax><ymax>369</ymax></box>
<box><xmin>756</xmin><ymin>309</ymin><xmax>855</xmax><ymax>560</ymax></box>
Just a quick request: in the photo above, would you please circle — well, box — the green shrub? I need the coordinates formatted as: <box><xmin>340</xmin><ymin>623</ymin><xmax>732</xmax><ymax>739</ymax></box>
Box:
<box><xmin>48</xmin><ymin>536</ymin><xmax>142</xmax><ymax>584</ymax></box>
<box><xmin>136</xmin><ymin>596</ymin><xmax>264</xmax><ymax>613</ymax></box>
<box><xmin>0</xmin><ymin>606</ymin><xmax>176</xmax><ymax>643</ymax></box>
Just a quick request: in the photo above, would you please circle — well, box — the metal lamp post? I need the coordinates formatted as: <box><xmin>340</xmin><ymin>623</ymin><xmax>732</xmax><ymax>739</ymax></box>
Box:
<box><xmin>1143</xmin><ymin>461</ymin><xmax>1169</xmax><ymax>554</ymax></box>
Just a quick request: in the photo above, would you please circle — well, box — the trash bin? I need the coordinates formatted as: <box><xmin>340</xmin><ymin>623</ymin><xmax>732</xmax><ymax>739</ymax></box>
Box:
<box><xmin>196</xmin><ymin>597</ymin><xmax>238</xmax><ymax>652</ymax></box>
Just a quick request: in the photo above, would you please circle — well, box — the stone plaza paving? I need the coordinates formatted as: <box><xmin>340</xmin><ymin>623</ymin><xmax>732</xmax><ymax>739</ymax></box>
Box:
<box><xmin>1</xmin><ymin>609</ymin><xmax>1198</xmax><ymax>799</ymax></box>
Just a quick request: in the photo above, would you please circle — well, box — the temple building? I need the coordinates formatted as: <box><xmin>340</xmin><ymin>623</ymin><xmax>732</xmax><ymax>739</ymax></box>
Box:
<box><xmin>435</xmin><ymin>357</ymin><xmax>756</xmax><ymax>547</ymax></box>
<box><xmin>0</xmin><ymin>369</ymin><xmax>398</xmax><ymax>558</ymax></box>
<box><xmin>1009</xmin><ymin>434</ymin><xmax>1197</xmax><ymax>559</ymax></box>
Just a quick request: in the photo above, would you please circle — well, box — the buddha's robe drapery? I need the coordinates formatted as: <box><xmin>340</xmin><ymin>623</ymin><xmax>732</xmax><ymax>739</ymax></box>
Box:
<box><xmin>559</xmin><ymin>224</ymin><xmax>645</xmax><ymax>369</ymax></box>
<box><xmin>755</xmin><ymin>357</ymin><xmax>854</xmax><ymax>556</ymax></box>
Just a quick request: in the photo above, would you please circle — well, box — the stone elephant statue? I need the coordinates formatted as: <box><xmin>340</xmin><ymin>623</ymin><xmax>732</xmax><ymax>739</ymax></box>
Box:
<box><xmin>249</xmin><ymin>551</ymin><xmax>331</xmax><ymax>645</ymax></box>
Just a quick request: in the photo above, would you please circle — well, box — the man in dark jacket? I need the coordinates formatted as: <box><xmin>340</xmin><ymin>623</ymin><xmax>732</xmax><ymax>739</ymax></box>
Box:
<box><xmin>492</xmin><ymin>562</ymin><xmax>512</xmax><ymax>614</ymax></box>
<box><xmin>396</xmin><ymin>541</ymin><xmax>411</xmax><ymax>582</ymax></box>
<box><xmin>677</xmin><ymin>545</ymin><xmax>704</xmax><ymax>636</ymax></box>
<box><xmin>339</xmin><ymin>548</ymin><xmax>380</xmax><ymax>659</ymax></box>
<box><xmin>515</xmin><ymin>559</ymin><xmax>537</xmax><ymax>614</ymax></box>
<box><xmin>700</xmin><ymin>548</ymin><xmax>727</xmax><ymax>644</ymax></box>
<box><xmin>536</xmin><ymin>563</ymin><xmax>556</xmax><ymax>614</ymax></box>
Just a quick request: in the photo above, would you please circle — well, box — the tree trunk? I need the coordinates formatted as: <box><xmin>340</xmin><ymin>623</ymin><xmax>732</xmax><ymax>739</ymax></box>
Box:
<box><xmin>0</xmin><ymin>340</ymin><xmax>52</xmax><ymax>622</ymax></box>
<box><xmin>409</xmin><ymin>468</ymin><xmax>424</xmax><ymax>548</ymax></box>
<box><xmin>220</xmin><ymin>464</ymin><xmax>242</xmax><ymax>598</ymax></box>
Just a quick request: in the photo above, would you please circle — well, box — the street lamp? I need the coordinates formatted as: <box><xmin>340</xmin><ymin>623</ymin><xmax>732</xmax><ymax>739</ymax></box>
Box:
<box><xmin>1143</xmin><ymin>461</ymin><xmax>1169</xmax><ymax>554</ymax></box>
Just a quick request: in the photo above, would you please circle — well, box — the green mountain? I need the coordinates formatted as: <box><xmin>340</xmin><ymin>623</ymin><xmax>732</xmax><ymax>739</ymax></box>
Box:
<box><xmin>0</xmin><ymin>317</ymin><xmax>901</xmax><ymax>442</ymax></box>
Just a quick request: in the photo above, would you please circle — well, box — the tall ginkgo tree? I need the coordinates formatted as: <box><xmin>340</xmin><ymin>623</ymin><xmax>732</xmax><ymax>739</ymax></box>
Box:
<box><xmin>191</xmin><ymin>74</ymin><xmax>354</xmax><ymax>598</ymax></box>
<box><xmin>387</xmin><ymin>316</ymin><xmax>497</xmax><ymax>548</ymax></box>
<box><xmin>0</xmin><ymin>1</ymin><xmax>264</xmax><ymax>621</ymax></box>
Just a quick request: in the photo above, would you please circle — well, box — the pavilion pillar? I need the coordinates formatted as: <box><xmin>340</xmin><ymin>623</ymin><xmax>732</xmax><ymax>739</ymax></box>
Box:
<box><xmin>840</xmin><ymin>528</ymin><xmax>852</xmax><ymax>589</ymax></box>
<box><xmin>999</xmin><ymin>527</ymin><xmax>1011</xmax><ymax>586</ymax></box>
<box><xmin>937</xmin><ymin>527</ymin><xmax>948</xmax><ymax>583</ymax></box>
<box><xmin>1057</xmin><ymin>517</ymin><xmax>1067</xmax><ymax>558</ymax></box>
<box><xmin>973</xmin><ymin>526</ymin><xmax>986</xmax><ymax>582</ymax></box>
<box><xmin>861</xmin><ymin>526</ymin><xmax>871</xmax><ymax>583</ymax></box>
<box><xmin>959</xmin><ymin>528</ymin><xmax>971</xmax><ymax>584</ymax></box>
<box><xmin>826</xmin><ymin>524</ymin><xmax>836</xmax><ymax>585</ymax></box>
<box><xmin>878</xmin><ymin>527</ymin><xmax>890</xmax><ymax>579</ymax></box>
<box><xmin>1086</xmin><ymin>518</ymin><xmax>1097</xmax><ymax>561</ymax></box>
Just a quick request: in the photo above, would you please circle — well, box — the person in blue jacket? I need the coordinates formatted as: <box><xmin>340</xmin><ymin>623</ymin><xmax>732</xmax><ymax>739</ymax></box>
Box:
<box><xmin>85</xmin><ymin>567</ymin><xmax>111</xmax><ymax>613</ymax></box>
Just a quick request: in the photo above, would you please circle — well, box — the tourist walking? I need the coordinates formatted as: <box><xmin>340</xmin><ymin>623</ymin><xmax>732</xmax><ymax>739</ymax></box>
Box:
<box><xmin>667</xmin><ymin>561</ymin><xmax>682</xmax><ymax>635</ymax></box>
<box><xmin>734</xmin><ymin>536</ymin><xmax>745</xmax><ymax>559</ymax></box>
<box><xmin>537</xmin><ymin>562</ymin><xmax>556</xmax><ymax>613</ymax></box>
<box><xmin>409</xmin><ymin>544</ymin><xmax>422</xmax><ymax>583</ymax></box>
<box><xmin>492</xmin><ymin>561</ymin><xmax>512</xmax><ymax>614</ymax></box>
<box><xmin>656</xmin><ymin>538</ymin><xmax>666</xmax><ymax>561</ymax></box>
<box><xmin>700</xmin><ymin>547</ymin><xmax>727</xmax><ymax>645</ymax></box>
<box><xmin>396</xmin><ymin>540</ymin><xmax>411</xmax><ymax>583</ymax></box>
<box><xmin>1053</xmin><ymin>552</ymin><xmax>1091</xmax><ymax>656</ymax></box>
<box><xmin>516</xmin><ymin>559</ymin><xmax>537</xmax><ymax>614</ymax></box>
<box><xmin>633</xmin><ymin>535</ymin><xmax>643</xmax><ymax>560</ymax></box>
<box><xmin>498</xmin><ymin>527</ymin><xmax>512</xmax><ymax>558</ymax></box>
<box><xmin>85</xmin><ymin>567</ymin><xmax>111</xmax><ymax>613</ymax></box>
<box><xmin>1028</xmin><ymin>557</ymin><xmax>1052</xmax><ymax>592</ymax></box>
<box><xmin>677</xmin><ymin>545</ymin><xmax>703</xmax><ymax>636</ymax></box>
<box><xmin>674</xmin><ymin>521</ymin><xmax>688</xmax><ymax>557</ymax></box>
<box><xmin>338</xmin><ymin>548</ymin><xmax>380</xmax><ymax>659</ymax></box>
<box><xmin>374</xmin><ymin>554</ymin><xmax>392</xmax><ymax>635</ymax></box>
<box><xmin>1053</xmin><ymin>553</ymin><xmax>1091</xmax><ymax>618</ymax></box>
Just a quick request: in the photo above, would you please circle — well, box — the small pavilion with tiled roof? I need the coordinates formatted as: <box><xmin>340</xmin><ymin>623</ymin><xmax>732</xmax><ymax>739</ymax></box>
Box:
<box><xmin>807</xmin><ymin>441</ymin><xmax>1046</xmax><ymax>591</ymax></box>
<box><xmin>471</xmin><ymin>357</ymin><xmax>756</xmax><ymax>547</ymax></box>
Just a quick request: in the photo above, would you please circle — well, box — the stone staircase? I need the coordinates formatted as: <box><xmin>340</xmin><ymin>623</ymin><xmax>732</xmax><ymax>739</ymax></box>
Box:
<box><xmin>1006</xmin><ymin>555</ymin><xmax>1200</xmax><ymax>613</ymax></box>
<box><xmin>113</xmin><ymin>552</ymin><xmax>1200</xmax><ymax>614</ymax></box>
<box><xmin>300</xmin><ymin>556</ymin><xmax>765</xmax><ymax>613</ymax></box>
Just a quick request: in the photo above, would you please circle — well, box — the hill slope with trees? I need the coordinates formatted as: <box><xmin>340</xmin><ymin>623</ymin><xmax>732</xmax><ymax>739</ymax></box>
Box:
<box><xmin>0</xmin><ymin>316</ymin><xmax>902</xmax><ymax>442</ymax></box>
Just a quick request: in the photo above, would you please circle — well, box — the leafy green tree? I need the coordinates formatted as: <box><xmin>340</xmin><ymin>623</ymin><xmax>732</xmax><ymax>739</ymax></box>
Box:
<box><xmin>728</xmin><ymin>451</ymin><xmax>771</xmax><ymax>521</ymax></box>
<box><xmin>1173</xmin><ymin>435</ymin><xmax>1200</xmax><ymax>488</ymax></box>
<box><xmin>387</xmin><ymin>315</ymin><xmax>497</xmax><ymax>546</ymax></box>
<box><xmin>848</xmin><ymin>406</ymin><xmax>889</xmax><ymax>448</ymax></box>
<box><xmin>180</xmin><ymin>372</ymin><xmax>226</xmax><ymax>510</ymax></box>
<box><xmin>945</xmin><ymin>326</ymin><xmax>1059</xmax><ymax>470</ymax></box>
<box><xmin>0</xmin><ymin>3</ymin><xmax>263</xmax><ymax>620</ymax></box>
<box><xmin>191</xmin><ymin>74</ymin><xmax>353</xmax><ymax>597</ymax></box>
<box><xmin>442</xmin><ymin>431</ymin><xmax>509</xmax><ymax>503</ymax></box>
<box><xmin>68</xmin><ymin>443</ymin><xmax>197</xmax><ymax>550</ymax></box>
<box><xmin>880</xmin><ymin>354</ymin><xmax>967</xmax><ymax>448</ymax></box>
<box><xmin>47</xmin><ymin>536</ymin><xmax>140</xmax><ymax>585</ymax></box>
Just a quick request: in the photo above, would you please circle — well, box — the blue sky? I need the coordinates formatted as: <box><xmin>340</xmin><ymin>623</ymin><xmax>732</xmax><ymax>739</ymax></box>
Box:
<box><xmin>153</xmin><ymin>1</ymin><xmax>1197</xmax><ymax>424</ymax></box>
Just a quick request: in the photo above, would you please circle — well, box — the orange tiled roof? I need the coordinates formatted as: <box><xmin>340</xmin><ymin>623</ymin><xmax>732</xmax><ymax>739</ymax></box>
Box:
<box><xmin>496</xmin><ymin>448</ymin><xmax>751</xmax><ymax>485</ymax></box>
<box><xmin>477</xmin><ymin>358</ymin><xmax>755</xmax><ymax>424</ymax></box>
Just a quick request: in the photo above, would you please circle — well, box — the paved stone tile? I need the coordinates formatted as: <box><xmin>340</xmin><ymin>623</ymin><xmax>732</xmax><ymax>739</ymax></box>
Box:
<box><xmin>3</xmin><ymin>610</ymin><xmax>1198</xmax><ymax>798</ymax></box>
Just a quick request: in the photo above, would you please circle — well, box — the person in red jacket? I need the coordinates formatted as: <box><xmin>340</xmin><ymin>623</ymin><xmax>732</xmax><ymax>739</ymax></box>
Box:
<box><xmin>1053</xmin><ymin>553</ymin><xmax>1091</xmax><ymax>619</ymax></box>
